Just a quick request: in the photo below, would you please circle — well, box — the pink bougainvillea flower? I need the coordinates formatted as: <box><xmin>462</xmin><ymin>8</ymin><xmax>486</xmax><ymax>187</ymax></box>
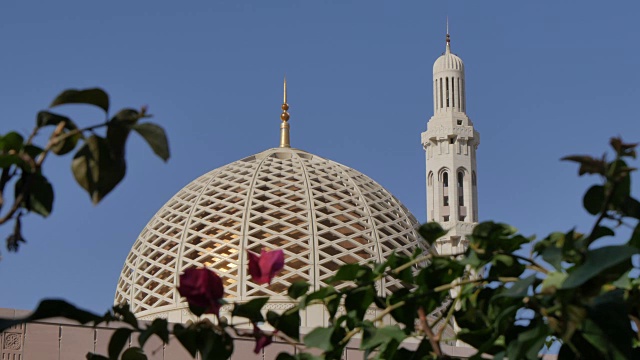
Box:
<box><xmin>178</xmin><ymin>267</ymin><xmax>224</xmax><ymax>316</ymax></box>
<box><xmin>253</xmin><ymin>327</ymin><xmax>274</xmax><ymax>354</ymax></box>
<box><xmin>247</xmin><ymin>249</ymin><xmax>285</xmax><ymax>285</ymax></box>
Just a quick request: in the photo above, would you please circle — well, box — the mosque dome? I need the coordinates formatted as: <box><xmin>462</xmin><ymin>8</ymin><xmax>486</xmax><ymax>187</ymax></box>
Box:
<box><xmin>433</xmin><ymin>34</ymin><xmax>464</xmax><ymax>73</ymax></box>
<box><xmin>114</xmin><ymin>86</ymin><xmax>426</xmax><ymax>324</ymax></box>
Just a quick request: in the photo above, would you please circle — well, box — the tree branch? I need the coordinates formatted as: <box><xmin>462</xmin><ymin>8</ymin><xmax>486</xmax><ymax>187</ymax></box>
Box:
<box><xmin>418</xmin><ymin>306</ymin><xmax>442</xmax><ymax>356</ymax></box>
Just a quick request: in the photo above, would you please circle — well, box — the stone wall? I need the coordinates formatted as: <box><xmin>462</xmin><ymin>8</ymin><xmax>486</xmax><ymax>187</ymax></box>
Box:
<box><xmin>0</xmin><ymin>308</ymin><xmax>479</xmax><ymax>359</ymax></box>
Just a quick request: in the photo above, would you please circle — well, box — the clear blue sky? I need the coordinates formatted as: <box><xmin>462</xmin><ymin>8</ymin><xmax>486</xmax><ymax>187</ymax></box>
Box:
<box><xmin>1</xmin><ymin>1</ymin><xmax>639</xmax><ymax>313</ymax></box>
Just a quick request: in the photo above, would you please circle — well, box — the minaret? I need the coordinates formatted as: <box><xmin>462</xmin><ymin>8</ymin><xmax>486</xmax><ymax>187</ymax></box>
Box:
<box><xmin>421</xmin><ymin>28</ymin><xmax>480</xmax><ymax>255</ymax></box>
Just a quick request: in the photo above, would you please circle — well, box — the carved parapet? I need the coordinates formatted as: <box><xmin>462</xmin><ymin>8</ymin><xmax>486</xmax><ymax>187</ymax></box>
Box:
<box><xmin>424</xmin><ymin>124</ymin><xmax>477</xmax><ymax>141</ymax></box>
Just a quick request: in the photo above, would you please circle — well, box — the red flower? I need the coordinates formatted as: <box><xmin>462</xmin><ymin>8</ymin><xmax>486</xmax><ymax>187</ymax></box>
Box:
<box><xmin>178</xmin><ymin>268</ymin><xmax>224</xmax><ymax>316</ymax></box>
<box><xmin>253</xmin><ymin>327</ymin><xmax>274</xmax><ymax>354</ymax></box>
<box><xmin>247</xmin><ymin>249</ymin><xmax>284</xmax><ymax>285</ymax></box>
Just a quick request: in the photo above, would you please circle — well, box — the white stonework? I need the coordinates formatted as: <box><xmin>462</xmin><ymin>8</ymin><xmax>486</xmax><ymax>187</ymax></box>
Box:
<box><xmin>422</xmin><ymin>35</ymin><xmax>480</xmax><ymax>256</ymax></box>
<box><xmin>114</xmin><ymin>146</ymin><xmax>427</xmax><ymax>325</ymax></box>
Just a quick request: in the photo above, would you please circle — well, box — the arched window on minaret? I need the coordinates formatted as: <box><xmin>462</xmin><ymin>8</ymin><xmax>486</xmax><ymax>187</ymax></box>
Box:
<box><xmin>428</xmin><ymin>171</ymin><xmax>434</xmax><ymax>221</ymax></box>
<box><xmin>457</xmin><ymin>171</ymin><xmax>465</xmax><ymax>222</ymax></box>
<box><xmin>439</xmin><ymin>78</ymin><xmax>443</xmax><ymax>109</ymax></box>
<box><xmin>451</xmin><ymin>78</ymin><xmax>455</xmax><ymax>108</ymax></box>
<box><xmin>457</xmin><ymin>77</ymin><xmax>461</xmax><ymax>111</ymax></box>
<box><xmin>445</xmin><ymin>77</ymin><xmax>450</xmax><ymax>107</ymax></box>
<box><xmin>442</xmin><ymin>171</ymin><xmax>450</xmax><ymax>222</ymax></box>
<box><xmin>472</xmin><ymin>171</ymin><xmax>477</xmax><ymax>186</ymax></box>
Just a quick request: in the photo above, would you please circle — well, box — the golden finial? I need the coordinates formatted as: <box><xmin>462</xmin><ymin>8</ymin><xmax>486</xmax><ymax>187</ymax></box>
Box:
<box><xmin>279</xmin><ymin>76</ymin><xmax>290</xmax><ymax>148</ymax></box>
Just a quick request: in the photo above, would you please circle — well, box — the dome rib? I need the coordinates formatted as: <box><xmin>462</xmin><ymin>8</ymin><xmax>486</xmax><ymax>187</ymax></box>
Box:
<box><xmin>334</xmin><ymin>164</ymin><xmax>384</xmax><ymax>263</ymax></box>
<box><xmin>173</xmin><ymin>169</ymin><xmax>225</xmax><ymax>304</ymax></box>
<box><xmin>295</xmin><ymin>153</ymin><xmax>320</xmax><ymax>291</ymax></box>
<box><xmin>238</xmin><ymin>155</ymin><xmax>271</xmax><ymax>299</ymax></box>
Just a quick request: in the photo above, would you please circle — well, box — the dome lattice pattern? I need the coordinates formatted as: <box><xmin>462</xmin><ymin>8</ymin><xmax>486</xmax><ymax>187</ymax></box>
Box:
<box><xmin>115</xmin><ymin>147</ymin><xmax>424</xmax><ymax>320</ymax></box>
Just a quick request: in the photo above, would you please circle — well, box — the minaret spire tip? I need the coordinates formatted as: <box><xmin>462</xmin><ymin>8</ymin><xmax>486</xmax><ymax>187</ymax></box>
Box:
<box><xmin>279</xmin><ymin>75</ymin><xmax>291</xmax><ymax>148</ymax></box>
<box><xmin>445</xmin><ymin>17</ymin><xmax>451</xmax><ymax>53</ymax></box>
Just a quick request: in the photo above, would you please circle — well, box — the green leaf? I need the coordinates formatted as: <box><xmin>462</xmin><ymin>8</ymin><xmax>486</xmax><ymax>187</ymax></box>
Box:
<box><xmin>50</xmin><ymin>88</ymin><xmax>109</xmax><ymax>112</ymax></box>
<box><xmin>345</xmin><ymin>285</ymin><xmax>375</xmax><ymax>321</ymax></box>
<box><xmin>498</xmin><ymin>274</ymin><xmax>536</xmax><ymax>298</ymax></box>
<box><xmin>505</xmin><ymin>323</ymin><xmax>550</xmax><ymax>360</ymax></box>
<box><xmin>52</xmin><ymin>132</ymin><xmax>81</xmax><ymax>155</ymax></box>
<box><xmin>561</xmin><ymin>245</ymin><xmax>638</xmax><ymax>289</ymax></box>
<box><xmin>0</xmin><ymin>299</ymin><xmax>102</xmax><ymax>332</ymax></box>
<box><xmin>231</xmin><ymin>297</ymin><xmax>268</xmax><ymax>323</ymax></box>
<box><xmin>584</xmin><ymin>290</ymin><xmax>635</xmax><ymax>359</ymax></box>
<box><xmin>108</xmin><ymin>328</ymin><xmax>133</xmax><ymax>360</ymax></box>
<box><xmin>15</xmin><ymin>173</ymin><xmax>54</xmax><ymax>217</ymax></box>
<box><xmin>23</xmin><ymin>144</ymin><xmax>44</xmax><ymax>159</ymax></box>
<box><xmin>36</xmin><ymin>110</ymin><xmax>82</xmax><ymax>156</ymax></box>
<box><xmin>197</xmin><ymin>328</ymin><xmax>233</xmax><ymax>360</ymax></box>
<box><xmin>361</xmin><ymin>324</ymin><xmax>407</xmax><ymax>351</ymax></box>
<box><xmin>562</xmin><ymin>155</ymin><xmax>607</xmax><ymax>176</ymax></box>
<box><xmin>106</xmin><ymin>121</ymin><xmax>132</xmax><ymax>162</ymax></box>
<box><xmin>287</xmin><ymin>281</ymin><xmax>309</xmax><ymax>299</ymax></box>
<box><xmin>541</xmin><ymin>271</ymin><xmax>568</xmax><ymax>294</ymax></box>
<box><xmin>0</xmin><ymin>154</ymin><xmax>26</xmax><ymax>169</ymax></box>
<box><xmin>138</xmin><ymin>318</ymin><xmax>168</xmax><ymax>348</ymax></box>
<box><xmin>388</xmin><ymin>290</ymin><xmax>416</xmax><ymax>333</ymax></box>
<box><xmin>172</xmin><ymin>324</ymin><xmax>197</xmax><ymax>357</ymax></box>
<box><xmin>275</xmin><ymin>354</ymin><xmax>297</xmax><ymax>360</ymax></box>
<box><xmin>303</xmin><ymin>327</ymin><xmax>335</xmax><ymax>352</ymax></box>
<box><xmin>386</xmin><ymin>253</ymin><xmax>413</xmax><ymax>283</ymax></box>
<box><xmin>111</xmin><ymin>109</ymin><xmax>141</xmax><ymax>125</ymax></box>
<box><xmin>267</xmin><ymin>309</ymin><xmax>300</xmax><ymax>341</ymax></box>
<box><xmin>590</xmin><ymin>225</ymin><xmax>614</xmax><ymax>242</ymax></box>
<box><xmin>418</xmin><ymin>222</ymin><xmax>447</xmax><ymax>245</ymax></box>
<box><xmin>540</xmin><ymin>243</ymin><xmax>563</xmax><ymax>271</ymax></box>
<box><xmin>300</xmin><ymin>286</ymin><xmax>337</xmax><ymax>309</ymax></box>
<box><xmin>113</xmin><ymin>305</ymin><xmax>139</xmax><ymax>330</ymax></box>
<box><xmin>620</xmin><ymin>197</ymin><xmax>640</xmax><ymax>219</ymax></box>
<box><xmin>329</xmin><ymin>263</ymin><xmax>362</xmax><ymax>283</ymax></box>
<box><xmin>629</xmin><ymin>223</ymin><xmax>640</xmax><ymax>248</ymax></box>
<box><xmin>489</xmin><ymin>254</ymin><xmax>525</xmax><ymax>278</ymax></box>
<box><xmin>133</xmin><ymin>123</ymin><xmax>170</xmax><ymax>162</ymax></box>
<box><xmin>36</xmin><ymin>111</ymin><xmax>77</xmax><ymax>129</ymax></box>
<box><xmin>86</xmin><ymin>354</ymin><xmax>110</xmax><ymax>360</ymax></box>
<box><xmin>121</xmin><ymin>347</ymin><xmax>147</xmax><ymax>360</ymax></box>
<box><xmin>71</xmin><ymin>135</ymin><xmax>126</xmax><ymax>204</ymax></box>
<box><xmin>583</xmin><ymin>185</ymin><xmax>605</xmax><ymax>215</ymax></box>
<box><xmin>1</xmin><ymin>132</ymin><xmax>24</xmax><ymax>152</ymax></box>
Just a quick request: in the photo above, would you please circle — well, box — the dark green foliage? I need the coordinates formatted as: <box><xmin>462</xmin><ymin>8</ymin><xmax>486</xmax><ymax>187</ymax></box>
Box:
<box><xmin>50</xmin><ymin>88</ymin><xmax>110</xmax><ymax>112</ymax></box>
<box><xmin>231</xmin><ymin>297</ymin><xmax>268</xmax><ymax>323</ymax></box>
<box><xmin>0</xmin><ymin>88</ymin><xmax>170</xmax><ymax>254</ymax></box>
<box><xmin>267</xmin><ymin>309</ymin><xmax>300</xmax><ymax>340</ymax></box>
<box><xmin>287</xmin><ymin>281</ymin><xmax>310</xmax><ymax>299</ymax></box>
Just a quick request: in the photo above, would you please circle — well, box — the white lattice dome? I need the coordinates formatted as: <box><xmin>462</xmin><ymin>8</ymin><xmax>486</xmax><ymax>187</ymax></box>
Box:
<box><xmin>114</xmin><ymin>146</ymin><xmax>425</xmax><ymax>324</ymax></box>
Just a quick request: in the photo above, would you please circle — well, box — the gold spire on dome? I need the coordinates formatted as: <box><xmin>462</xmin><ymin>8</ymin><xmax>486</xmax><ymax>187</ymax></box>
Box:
<box><xmin>279</xmin><ymin>76</ymin><xmax>291</xmax><ymax>148</ymax></box>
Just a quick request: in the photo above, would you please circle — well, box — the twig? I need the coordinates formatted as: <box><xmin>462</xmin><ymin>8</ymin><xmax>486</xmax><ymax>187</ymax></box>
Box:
<box><xmin>512</xmin><ymin>254</ymin><xmax>549</xmax><ymax>274</ymax></box>
<box><xmin>418</xmin><ymin>306</ymin><xmax>442</xmax><ymax>356</ymax></box>
<box><xmin>0</xmin><ymin>122</ymin><xmax>66</xmax><ymax>226</ymax></box>
<box><xmin>392</xmin><ymin>254</ymin><xmax>433</xmax><ymax>275</ymax></box>
<box><xmin>337</xmin><ymin>301</ymin><xmax>407</xmax><ymax>347</ymax></box>
<box><xmin>586</xmin><ymin>156</ymin><xmax>621</xmax><ymax>245</ymax></box>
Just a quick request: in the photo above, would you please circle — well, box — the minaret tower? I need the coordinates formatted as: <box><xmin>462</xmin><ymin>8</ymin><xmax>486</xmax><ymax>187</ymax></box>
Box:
<box><xmin>421</xmin><ymin>28</ymin><xmax>480</xmax><ymax>255</ymax></box>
